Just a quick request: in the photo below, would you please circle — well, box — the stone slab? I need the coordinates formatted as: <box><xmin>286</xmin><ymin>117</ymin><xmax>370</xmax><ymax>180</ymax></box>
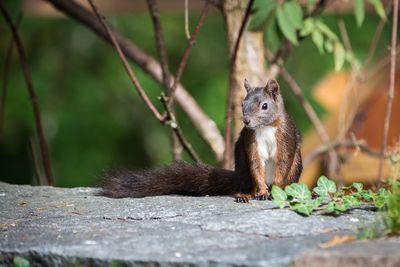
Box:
<box><xmin>0</xmin><ymin>182</ymin><xmax>387</xmax><ymax>266</ymax></box>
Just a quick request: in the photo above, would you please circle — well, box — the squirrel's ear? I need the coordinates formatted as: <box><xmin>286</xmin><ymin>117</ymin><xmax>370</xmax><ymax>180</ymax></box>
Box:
<box><xmin>264</xmin><ymin>79</ymin><xmax>280</xmax><ymax>100</ymax></box>
<box><xmin>244</xmin><ymin>79</ymin><xmax>253</xmax><ymax>92</ymax></box>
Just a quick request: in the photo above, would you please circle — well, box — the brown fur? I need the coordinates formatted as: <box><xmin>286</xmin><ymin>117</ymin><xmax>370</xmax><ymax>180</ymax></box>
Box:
<box><xmin>99</xmin><ymin>79</ymin><xmax>302</xmax><ymax>201</ymax></box>
<box><xmin>100</xmin><ymin>161</ymin><xmax>238</xmax><ymax>198</ymax></box>
<box><xmin>274</xmin><ymin>113</ymin><xmax>302</xmax><ymax>188</ymax></box>
<box><xmin>234</xmin><ymin>80</ymin><xmax>302</xmax><ymax>202</ymax></box>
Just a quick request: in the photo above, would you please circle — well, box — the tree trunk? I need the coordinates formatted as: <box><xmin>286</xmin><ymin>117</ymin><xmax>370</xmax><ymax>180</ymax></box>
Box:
<box><xmin>222</xmin><ymin>0</ymin><xmax>266</xmax><ymax>168</ymax></box>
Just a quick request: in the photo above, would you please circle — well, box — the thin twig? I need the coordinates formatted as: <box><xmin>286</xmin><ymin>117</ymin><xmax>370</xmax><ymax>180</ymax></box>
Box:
<box><xmin>378</xmin><ymin>0</ymin><xmax>398</xmax><ymax>184</ymax></box>
<box><xmin>147</xmin><ymin>0</ymin><xmax>171</xmax><ymax>94</ymax></box>
<box><xmin>203</xmin><ymin>0</ymin><xmax>222</xmax><ymax>11</ymax></box>
<box><xmin>337</xmin><ymin>18</ymin><xmax>359</xmax><ymax>140</ymax></box>
<box><xmin>1</xmin><ymin>14</ymin><xmax>22</xmax><ymax>138</ymax></box>
<box><xmin>364</xmin><ymin>1</ymin><xmax>393</xmax><ymax>69</ymax></box>
<box><xmin>168</xmin><ymin>2</ymin><xmax>209</xmax><ymax>106</ymax></box>
<box><xmin>146</xmin><ymin>0</ymin><xmax>182</xmax><ymax>160</ymax></box>
<box><xmin>304</xmin><ymin>139</ymin><xmax>391</xmax><ymax>168</ymax></box>
<box><xmin>336</xmin><ymin>2</ymin><xmax>393</xmax><ymax>141</ymax></box>
<box><xmin>168</xmin><ymin>1</ymin><xmax>209</xmax><ymax>160</ymax></box>
<box><xmin>223</xmin><ymin>0</ymin><xmax>254</xmax><ymax>169</ymax></box>
<box><xmin>88</xmin><ymin>0</ymin><xmax>201</xmax><ymax>163</ymax></box>
<box><xmin>0</xmin><ymin>3</ymin><xmax>54</xmax><ymax>185</ymax></box>
<box><xmin>0</xmin><ymin>37</ymin><xmax>14</xmax><ymax>138</ymax></box>
<box><xmin>338</xmin><ymin>18</ymin><xmax>353</xmax><ymax>53</ymax></box>
<box><xmin>265</xmin><ymin>49</ymin><xmax>339</xmax><ymax>178</ymax></box>
<box><xmin>160</xmin><ymin>94</ymin><xmax>202</xmax><ymax>163</ymax></box>
<box><xmin>87</xmin><ymin>0</ymin><xmax>164</xmax><ymax>122</ymax></box>
<box><xmin>184</xmin><ymin>0</ymin><xmax>191</xmax><ymax>40</ymax></box>
<box><xmin>47</xmin><ymin>0</ymin><xmax>224</xmax><ymax>161</ymax></box>
<box><xmin>279</xmin><ymin>65</ymin><xmax>339</xmax><ymax>178</ymax></box>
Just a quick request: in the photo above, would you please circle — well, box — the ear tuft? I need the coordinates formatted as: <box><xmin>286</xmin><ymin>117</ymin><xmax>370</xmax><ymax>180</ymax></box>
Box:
<box><xmin>244</xmin><ymin>79</ymin><xmax>252</xmax><ymax>92</ymax></box>
<box><xmin>264</xmin><ymin>79</ymin><xmax>280</xmax><ymax>100</ymax></box>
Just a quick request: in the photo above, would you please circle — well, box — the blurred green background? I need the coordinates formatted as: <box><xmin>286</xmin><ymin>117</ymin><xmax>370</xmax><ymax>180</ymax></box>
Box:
<box><xmin>0</xmin><ymin>3</ymin><xmax>391</xmax><ymax>187</ymax></box>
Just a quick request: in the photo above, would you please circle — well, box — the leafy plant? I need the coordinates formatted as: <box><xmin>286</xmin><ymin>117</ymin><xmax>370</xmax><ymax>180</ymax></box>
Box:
<box><xmin>354</xmin><ymin>0</ymin><xmax>386</xmax><ymax>27</ymax></box>
<box><xmin>382</xmin><ymin>180</ymin><xmax>400</xmax><ymax>235</ymax></box>
<box><xmin>249</xmin><ymin>0</ymin><xmax>386</xmax><ymax>71</ymax></box>
<box><xmin>271</xmin><ymin>176</ymin><xmax>392</xmax><ymax>216</ymax></box>
<box><xmin>13</xmin><ymin>256</ymin><xmax>30</xmax><ymax>267</ymax></box>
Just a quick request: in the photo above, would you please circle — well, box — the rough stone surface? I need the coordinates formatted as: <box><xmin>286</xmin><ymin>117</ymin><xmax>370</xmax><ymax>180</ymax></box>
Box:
<box><xmin>0</xmin><ymin>182</ymin><xmax>391</xmax><ymax>267</ymax></box>
<box><xmin>291</xmin><ymin>238</ymin><xmax>400</xmax><ymax>267</ymax></box>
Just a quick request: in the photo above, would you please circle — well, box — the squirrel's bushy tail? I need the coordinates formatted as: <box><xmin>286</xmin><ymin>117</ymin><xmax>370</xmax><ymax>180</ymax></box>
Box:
<box><xmin>100</xmin><ymin>161</ymin><xmax>238</xmax><ymax>198</ymax></box>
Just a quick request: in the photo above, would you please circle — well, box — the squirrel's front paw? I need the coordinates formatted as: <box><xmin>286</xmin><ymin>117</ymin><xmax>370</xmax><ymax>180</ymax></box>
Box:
<box><xmin>235</xmin><ymin>193</ymin><xmax>253</xmax><ymax>203</ymax></box>
<box><xmin>254</xmin><ymin>191</ymin><xmax>270</xmax><ymax>201</ymax></box>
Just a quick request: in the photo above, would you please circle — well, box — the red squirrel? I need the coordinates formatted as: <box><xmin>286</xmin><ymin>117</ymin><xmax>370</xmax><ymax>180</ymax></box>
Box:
<box><xmin>100</xmin><ymin>79</ymin><xmax>302</xmax><ymax>202</ymax></box>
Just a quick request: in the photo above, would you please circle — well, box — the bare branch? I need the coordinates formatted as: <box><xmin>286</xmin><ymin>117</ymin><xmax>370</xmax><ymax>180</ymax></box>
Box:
<box><xmin>304</xmin><ymin>139</ymin><xmax>392</xmax><ymax>168</ymax></box>
<box><xmin>184</xmin><ymin>0</ymin><xmax>191</xmax><ymax>40</ymax></box>
<box><xmin>378</xmin><ymin>0</ymin><xmax>398</xmax><ymax>183</ymax></box>
<box><xmin>168</xmin><ymin>1</ymin><xmax>210</xmax><ymax>159</ymax></box>
<box><xmin>45</xmin><ymin>0</ymin><xmax>224</xmax><ymax>161</ymax></box>
<box><xmin>338</xmin><ymin>18</ymin><xmax>353</xmax><ymax>53</ymax></box>
<box><xmin>202</xmin><ymin>0</ymin><xmax>222</xmax><ymax>11</ymax></box>
<box><xmin>87</xmin><ymin>0</ymin><xmax>165</xmax><ymax>122</ymax></box>
<box><xmin>160</xmin><ymin>94</ymin><xmax>202</xmax><ymax>163</ymax></box>
<box><xmin>0</xmin><ymin>4</ymin><xmax>54</xmax><ymax>185</ymax></box>
<box><xmin>265</xmin><ymin>49</ymin><xmax>339</xmax><ymax>178</ymax></box>
<box><xmin>335</xmin><ymin>2</ymin><xmax>393</xmax><ymax>141</ymax></box>
<box><xmin>169</xmin><ymin>2</ymin><xmax>209</xmax><ymax>105</ymax></box>
<box><xmin>146</xmin><ymin>0</ymin><xmax>171</xmax><ymax>94</ymax></box>
<box><xmin>1</xmin><ymin>14</ymin><xmax>21</xmax><ymax>138</ymax></box>
<box><xmin>0</xmin><ymin>36</ymin><xmax>14</xmax><ymax>138</ymax></box>
<box><xmin>146</xmin><ymin>0</ymin><xmax>182</xmax><ymax>160</ymax></box>
<box><xmin>223</xmin><ymin>0</ymin><xmax>254</xmax><ymax>169</ymax></box>
<box><xmin>88</xmin><ymin>0</ymin><xmax>202</xmax><ymax>163</ymax></box>
<box><xmin>364</xmin><ymin>2</ymin><xmax>393</xmax><ymax>68</ymax></box>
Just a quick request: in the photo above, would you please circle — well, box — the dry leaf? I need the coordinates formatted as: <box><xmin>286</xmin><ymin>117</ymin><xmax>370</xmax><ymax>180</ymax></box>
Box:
<box><xmin>319</xmin><ymin>235</ymin><xmax>356</xmax><ymax>248</ymax></box>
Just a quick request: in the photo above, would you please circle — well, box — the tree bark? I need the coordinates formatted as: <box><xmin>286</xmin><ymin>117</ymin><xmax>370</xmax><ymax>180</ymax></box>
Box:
<box><xmin>222</xmin><ymin>0</ymin><xmax>266</xmax><ymax>168</ymax></box>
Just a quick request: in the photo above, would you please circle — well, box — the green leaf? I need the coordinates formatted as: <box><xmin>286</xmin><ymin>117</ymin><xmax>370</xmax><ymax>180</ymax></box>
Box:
<box><xmin>373</xmin><ymin>188</ymin><xmax>390</xmax><ymax>209</ymax></box>
<box><xmin>13</xmin><ymin>257</ymin><xmax>30</xmax><ymax>267</ymax></box>
<box><xmin>312</xmin><ymin>30</ymin><xmax>324</xmax><ymax>54</ymax></box>
<box><xmin>353</xmin><ymin>182</ymin><xmax>364</xmax><ymax>192</ymax></box>
<box><xmin>324</xmin><ymin>40</ymin><xmax>333</xmax><ymax>53</ymax></box>
<box><xmin>323</xmin><ymin>201</ymin><xmax>337</xmax><ymax>214</ymax></box>
<box><xmin>360</xmin><ymin>191</ymin><xmax>374</xmax><ymax>202</ymax></box>
<box><xmin>272</xmin><ymin>185</ymin><xmax>288</xmax><ymax>208</ymax></box>
<box><xmin>333</xmin><ymin>41</ymin><xmax>345</xmax><ymax>71</ymax></box>
<box><xmin>290</xmin><ymin>199</ymin><xmax>320</xmax><ymax>216</ymax></box>
<box><xmin>276</xmin><ymin>5</ymin><xmax>298</xmax><ymax>45</ymax></box>
<box><xmin>248</xmin><ymin>0</ymin><xmax>276</xmax><ymax>30</ymax></box>
<box><xmin>316</xmin><ymin>21</ymin><xmax>338</xmax><ymax>40</ymax></box>
<box><xmin>265</xmin><ymin>16</ymin><xmax>281</xmax><ymax>54</ymax></box>
<box><xmin>368</xmin><ymin>0</ymin><xmax>387</xmax><ymax>21</ymax></box>
<box><xmin>300</xmin><ymin>18</ymin><xmax>315</xmax><ymax>37</ymax></box>
<box><xmin>313</xmin><ymin>176</ymin><xmax>337</xmax><ymax>197</ymax></box>
<box><xmin>323</xmin><ymin>201</ymin><xmax>348</xmax><ymax>215</ymax></box>
<box><xmin>354</xmin><ymin>0</ymin><xmax>365</xmax><ymax>27</ymax></box>
<box><xmin>343</xmin><ymin>195</ymin><xmax>361</xmax><ymax>208</ymax></box>
<box><xmin>285</xmin><ymin>183</ymin><xmax>312</xmax><ymax>200</ymax></box>
<box><xmin>283</xmin><ymin>0</ymin><xmax>303</xmax><ymax>29</ymax></box>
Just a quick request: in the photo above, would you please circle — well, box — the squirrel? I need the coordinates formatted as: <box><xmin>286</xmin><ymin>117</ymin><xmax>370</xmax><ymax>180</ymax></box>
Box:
<box><xmin>100</xmin><ymin>79</ymin><xmax>302</xmax><ymax>202</ymax></box>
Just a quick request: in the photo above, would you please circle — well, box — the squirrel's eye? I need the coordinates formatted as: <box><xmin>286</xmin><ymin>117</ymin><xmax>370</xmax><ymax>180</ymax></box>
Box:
<box><xmin>261</xmin><ymin>103</ymin><xmax>268</xmax><ymax>110</ymax></box>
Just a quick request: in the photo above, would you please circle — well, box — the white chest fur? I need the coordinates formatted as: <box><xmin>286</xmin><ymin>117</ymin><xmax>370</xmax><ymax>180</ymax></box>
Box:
<box><xmin>255</xmin><ymin>126</ymin><xmax>277</xmax><ymax>185</ymax></box>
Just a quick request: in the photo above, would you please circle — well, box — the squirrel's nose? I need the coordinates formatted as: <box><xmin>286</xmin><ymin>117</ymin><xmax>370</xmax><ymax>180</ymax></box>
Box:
<box><xmin>243</xmin><ymin>118</ymin><xmax>251</xmax><ymax>126</ymax></box>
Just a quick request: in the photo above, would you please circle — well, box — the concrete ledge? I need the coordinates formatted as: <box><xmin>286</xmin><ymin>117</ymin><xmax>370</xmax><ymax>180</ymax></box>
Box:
<box><xmin>0</xmin><ymin>182</ymin><xmax>390</xmax><ymax>266</ymax></box>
